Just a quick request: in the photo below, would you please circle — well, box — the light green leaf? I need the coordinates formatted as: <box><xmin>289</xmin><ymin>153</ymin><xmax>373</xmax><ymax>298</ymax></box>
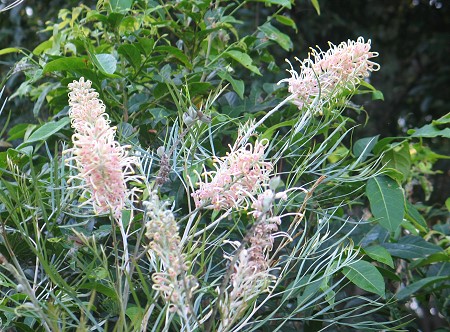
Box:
<box><xmin>382</xmin><ymin>141</ymin><xmax>411</xmax><ymax>182</ymax></box>
<box><xmin>258</xmin><ymin>22</ymin><xmax>293</xmax><ymax>51</ymax></box>
<box><xmin>274</xmin><ymin>15</ymin><xmax>297</xmax><ymax>31</ymax></box>
<box><xmin>93</xmin><ymin>54</ymin><xmax>117</xmax><ymax>74</ymax></box>
<box><xmin>310</xmin><ymin>0</ymin><xmax>321</xmax><ymax>15</ymax></box>
<box><xmin>363</xmin><ymin>245</ymin><xmax>394</xmax><ymax>268</ymax></box>
<box><xmin>366</xmin><ymin>175</ymin><xmax>405</xmax><ymax>233</ymax></box>
<box><xmin>256</xmin><ymin>0</ymin><xmax>291</xmax><ymax>8</ymax></box>
<box><xmin>32</xmin><ymin>83</ymin><xmax>60</xmax><ymax>117</ymax></box>
<box><xmin>0</xmin><ymin>47</ymin><xmax>20</xmax><ymax>56</ymax></box>
<box><xmin>219</xmin><ymin>71</ymin><xmax>244</xmax><ymax>99</ymax></box>
<box><xmin>408</xmin><ymin>113</ymin><xmax>450</xmax><ymax>138</ymax></box>
<box><xmin>43</xmin><ymin>57</ymin><xmax>88</xmax><ymax>73</ymax></box>
<box><xmin>396</xmin><ymin>276</ymin><xmax>449</xmax><ymax>301</ymax></box>
<box><xmin>110</xmin><ymin>0</ymin><xmax>133</xmax><ymax>12</ymax></box>
<box><xmin>225</xmin><ymin>50</ymin><xmax>261</xmax><ymax>75</ymax></box>
<box><xmin>23</xmin><ymin>117</ymin><xmax>70</xmax><ymax>144</ymax></box>
<box><xmin>343</xmin><ymin>260</ymin><xmax>385</xmax><ymax>298</ymax></box>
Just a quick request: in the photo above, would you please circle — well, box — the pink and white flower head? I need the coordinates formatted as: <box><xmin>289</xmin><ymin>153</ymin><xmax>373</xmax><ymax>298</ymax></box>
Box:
<box><xmin>65</xmin><ymin>78</ymin><xmax>139</xmax><ymax>218</ymax></box>
<box><xmin>191</xmin><ymin>138</ymin><xmax>273</xmax><ymax>210</ymax></box>
<box><xmin>278</xmin><ymin>37</ymin><xmax>380</xmax><ymax>109</ymax></box>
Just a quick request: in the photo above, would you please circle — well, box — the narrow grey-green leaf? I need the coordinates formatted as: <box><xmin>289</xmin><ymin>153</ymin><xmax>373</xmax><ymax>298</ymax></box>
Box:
<box><xmin>32</xmin><ymin>83</ymin><xmax>60</xmax><ymax>117</ymax></box>
<box><xmin>343</xmin><ymin>260</ymin><xmax>385</xmax><ymax>298</ymax></box>
<box><xmin>366</xmin><ymin>175</ymin><xmax>404</xmax><ymax>233</ymax></box>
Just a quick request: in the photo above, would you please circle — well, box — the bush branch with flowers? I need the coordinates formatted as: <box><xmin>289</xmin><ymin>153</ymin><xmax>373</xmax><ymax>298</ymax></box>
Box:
<box><xmin>1</xmin><ymin>0</ymin><xmax>449</xmax><ymax>331</ymax></box>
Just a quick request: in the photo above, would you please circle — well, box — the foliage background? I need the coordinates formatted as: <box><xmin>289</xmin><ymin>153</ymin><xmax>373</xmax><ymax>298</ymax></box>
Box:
<box><xmin>0</xmin><ymin>0</ymin><xmax>449</xmax><ymax>331</ymax></box>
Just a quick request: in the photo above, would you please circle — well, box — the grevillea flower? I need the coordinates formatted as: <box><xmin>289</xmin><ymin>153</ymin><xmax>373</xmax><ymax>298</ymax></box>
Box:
<box><xmin>144</xmin><ymin>191</ymin><xmax>197</xmax><ymax>316</ymax></box>
<box><xmin>218</xmin><ymin>189</ymin><xmax>288</xmax><ymax>331</ymax></box>
<box><xmin>278</xmin><ymin>37</ymin><xmax>380</xmax><ymax>109</ymax></box>
<box><xmin>65</xmin><ymin>77</ymin><xmax>139</xmax><ymax>218</ymax></box>
<box><xmin>191</xmin><ymin>138</ymin><xmax>273</xmax><ymax>210</ymax></box>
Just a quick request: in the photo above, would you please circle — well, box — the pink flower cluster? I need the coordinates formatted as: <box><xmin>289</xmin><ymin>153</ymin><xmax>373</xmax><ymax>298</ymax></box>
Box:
<box><xmin>65</xmin><ymin>78</ymin><xmax>138</xmax><ymax>218</ymax></box>
<box><xmin>191</xmin><ymin>139</ymin><xmax>272</xmax><ymax>210</ymax></box>
<box><xmin>278</xmin><ymin>37</ymin><xmax>380</xmax><ymax>109</ymax></box>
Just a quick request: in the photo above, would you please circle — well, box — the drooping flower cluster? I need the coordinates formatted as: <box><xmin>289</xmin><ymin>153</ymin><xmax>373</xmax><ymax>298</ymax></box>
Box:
<box><xmin>65</xmin><ymin>77</ymin><xmax>139</xmax><ymax>218</ymax></box>
<box><xmin>191</xmin><ymin>138</ymin><xmax>273</xmax><ymax>210</ymax></box>
<box><xmin>144</xmin><ymin>191</ymin><xmax>197</xmax><ymax>316</ymax></box>
<box><xmin>278</xmin><ymin>37</ymin><xmax>380</xmax><ymax>109</ymax></box>
<box><xmin>218</xmin><ymin>189</ymin><xmax>288</xmax><ymax>332</ymax></box>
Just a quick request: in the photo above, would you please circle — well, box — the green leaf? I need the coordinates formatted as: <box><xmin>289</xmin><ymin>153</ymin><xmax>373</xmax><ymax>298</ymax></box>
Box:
<box><xmin>408</xmin><ymin>113</ymin><xmax>450</xmax><ymax>138</ymax></box>
<box><xmin>22</xmin><ymin>117</ymin><xmax>70</xmax><ymax>144</ymax></box>
<box><xmin>256</xmin><ymin>0</ymin><xmax>291</xmax><ymax>8</ymax></box>
<box><xmin>0</xmin><ymin>47</ymin><xmax>21</xmax><ymax>56</ymax></box>
<box><xmin>363</xmin><ymin>245</ymin><xmax>394</xmax><ymax>268</ymax></box>
<box><xmin>343</xmin><ymin>260</ymin><xmax>385</xmax><ymax>298</ymax></box>
<box><xmin>225</xmin><ymin>50</ymin><xmax>261</xmax><ymax>75</ymax></box>
<box><xmin>310</xmin><ymin>0</ymin><xmax>321</xmax><ymax>15</ymax></box>
<box><xmin>93</xmin><ymin>54</ymin><xmax>117</xmax><ymax>75</ymax></box>
<box><xmin>396</xmin><ymin>276</ymin><xmax>449</xmax><ymax>301</ymax></box>
<box><xmin>43</xmin><ymin>57</ymin><xmax>88</xmax><ymax>74</ymax></box>
<box><xmin>405</xmin><ymin>200</ymin><xmax>428</xmax><ymax>231</ymax></box>
<box><xmin>446</xmin><ymin>197</ymin><xmax>450</xmax><ymax>211</ymax></box>
<box><xmin>382</xmin><ymin>235</ymin><xmax>443</xmax><ymax>260</ymax></box>
<box><xmin>274</xmin><ymin>15</ymin><xmax>297</xmax><ymax>32</ymax></box>
<box><xmin>218</xmin><ymin>71</ymin><xmax>244</xmax><ymax>99</ymax></box>
<box><xmin>382</xmin><ymin>141</ymin><xmax>411</xmax><ymax>182</ymax></box>
<box><xmin>79</xmin><ymin>282</ymin><xmax>117</xmax><ymax>300</ymax></box>
<box><xmin>118</xmin><ymin>44</ymin><xmax>141</xmax><ymax>69</ymax></box>
<box><xmin>366</xmin><ymin>175</ymin><xmax>405</xmax><ymax>233</ymax></box>
<box><xmin>410</xmin><ymin>252</ymin><xmax>450</xmax><ymax>269</ymax></box>
<box><xmin>353</xmin><ymin>135</ymin><xmax>379</xmax><ymax>161</ymax></box>
<box><xmin>155</xmin><ymin>45</ymin><xmax>192</xmax><ymax>70</ymax></box>
<box><xmin>32</xmin><ymin>83</ymin><xmax>60</xmax><ymax>117</ymax></box>
<box><xmin>258</xmin><ymin>22</ymin><xmax>293</xmax><ymax>51</ymax></box>
<box><xmin>110</xmin><ymin>0</ymin><xmax>133</xmax><ymax>12</ymax></box>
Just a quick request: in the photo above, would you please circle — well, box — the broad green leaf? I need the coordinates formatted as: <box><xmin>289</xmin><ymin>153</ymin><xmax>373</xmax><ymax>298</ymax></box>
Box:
<box><xmin>410</xmin><ymin>252</ymin><xmax>450</xmax><ymax>269</ymax></box>
<box><xmin>343</xmin><ymin>260</ymin><xmax>385</xmax><ymax>298</ymax></box>
<box><xmin>258</xmin><ymin>22</ymin><xmax>293</xmax><ymax>51</ymax></box>
<box><xmin>382</xmin><ymin>141</ymin><xmax>411</xmax><ymax>182</ymax></box>
<box><xmin>396</xmin><ymin>276</ymin><xmax>449</xmax><ymax>301</ymax></box>
<box><xmin>43</xmin><ymin>57</ymin><xmax>88</xmax><ymax>73</ymax></box>
<box><xmin>408</xmin><ymin>113</ymin><xmax>450</xmax><ymax>138</ymax></box>
<box><xmin>353</xmin><ymin>135</ymin><xmax>379</xmax><ymax>161</ymax></box>
<box><xmin>93</xmin><ymin>54</ymin><xmax>117</xmax><ymax>75</ymax></box>
<box><xmin>310</xmin><ymin>0</ymin><xmax>321</xmax><ymax>15</ymax></box>
<box><xmin>218</xmin><ymin>71</ymin><xmax>244</xmax><ymax>99</ymax></box>
<box><xmin>382</xmin><ymin>235</ymin><xmax>443</xmax><ymax>260</ymax></box>
<box><xmin>366</xmin><ymin>175</ymin><xmax>405</xmax><ymax>233</ymax></box>
<box><xmin>79</xmin><ymin>282</ymin><xmax>117</xmax><ymax>299</ymax></box>
<box><xmin>274</xmin><ymin>15</ymin><xmax>298</xmax><ymax>31</ymax></box>
<box><xmin>0</xmin><ymin>47</ymin><xmax>20</xmax><ymax>55</ymax></box>
<box><xmin>7</xmin><ymin>123</ymin><xmax>30</xmax><ymax>141</ymax></box>
<box><xmin>110</xmin><ymin>0</ymin><xmax>133</xmax><ymax>12</ymax></box>
<box><xmin>118</xmin><ymin>44</ymin><xmax>141</xmax><ymax>69</ymax></box>
<box><xmin>23</xmin><ymin>117</ymin><xmax>70</xmax><ymax>144</ymax></box>
<box><xmin>256</xmin><ymin>0</ymin><xmax>291</xmax><ymax>8</ymax></box>
<box><xmin>405</xmin><ymin>200</ymin><xmax>428</xmax><ymax>231</ymax></box>
<box><xmin>155</xmin><ymin>45</ymin><xmax>192</xmax><ymax>70</ymax></box>
<box><xmin>363</xmin><ymin>245</ymin><xmax>394</xmax><ymax>268</ymax></box>
<box><xmin>225</xmin><ymin>50</ymin><xmax>261</xmax><ymax>75</ymax></box>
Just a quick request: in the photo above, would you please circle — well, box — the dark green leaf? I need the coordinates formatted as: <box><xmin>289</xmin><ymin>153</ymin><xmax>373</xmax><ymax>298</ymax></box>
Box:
<box><xmin>405</xmin><ymin>200</ymin><xmax>428</xmax><ymax>231</ymax></box>
<box><xmin>343</xmin><ymin>260</ymin><xmax>385</xmax><ymax>297</ymax></box>
<box><xmin>382</xmin><ymin>235</ymin><xmax>443</xmax><ymax>260</ymax></box>
<box><xmin>258</xmin><ymin>22</ymin><xmax>293</xmax><ymax>51</ymax></box>
<box><xmin>154</xmin><ymin>45</ymin><xmax>192</xmax><ymax>70</ymax></box>
<box><xmin>118</xmin><ymin>44</ymin><xmax>141</xmax><ymax>69</ymax></box>
<box><xmin>366</xmin><ymin>175</ymin><xmax>405</xmax><ymax>233</ymax></box>
<box><xmin>396</xmin><ymin>276</ymin><xmax>449</xmax><ymax>301</ymax></box>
